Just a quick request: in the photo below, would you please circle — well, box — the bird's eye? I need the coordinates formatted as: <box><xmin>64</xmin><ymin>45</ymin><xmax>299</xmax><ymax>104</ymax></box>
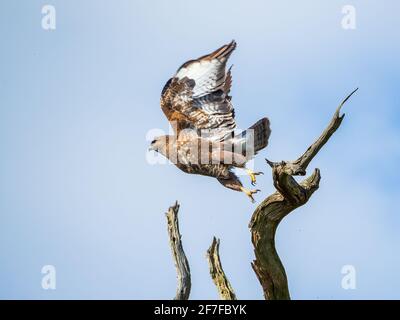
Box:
<box><xmin>151</xmin><ymin>139</ymin><xmax>156</xmax><ymax>144</ymax></box>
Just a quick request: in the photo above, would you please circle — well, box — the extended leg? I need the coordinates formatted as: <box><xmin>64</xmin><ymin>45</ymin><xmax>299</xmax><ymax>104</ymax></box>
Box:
<box><xmin>246</xmin><ymin>169</ymin><xmax>264</xmax><ymax>186</ymax></box>
<box><xmin>218</xmin><ymin>171</ymin><xmax>261</xmax><ymax>203</ymax></box>
<box><xmin>239</xmin><ymin>187</ymin><xmax>260</xmax><ymax>203</ymax></box>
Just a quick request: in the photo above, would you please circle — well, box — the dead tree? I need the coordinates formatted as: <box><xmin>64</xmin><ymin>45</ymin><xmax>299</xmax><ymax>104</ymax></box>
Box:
<box><xmin>164</xmin><ymin>89</ymin><xmax>357</xmax><ymax>300</ymax></box>
<box><xmin>166</xmin><ymin>202</ymin><xmax>191</xmax><ymax>300</ymax></box>
<box><xmin>166</xmin><ymin>203</ymin><xmax>235</xmax><ymax>300</ymax></box>
<box><xmin>206</xmin><ymin>237</ymin><xmax>237</xmax><ymax>300</ymax></box>
<box><xmin>249</xmin><ymin>88</ymin><xmax>358</xmax><ymax>299</ymax></box>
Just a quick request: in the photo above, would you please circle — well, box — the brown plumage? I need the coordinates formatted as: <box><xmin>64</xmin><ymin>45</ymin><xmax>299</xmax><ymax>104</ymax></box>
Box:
<box><xmin>150</xmin><ymin>41</ymin><xmax>271</xmax><ymax>202</ymax></box>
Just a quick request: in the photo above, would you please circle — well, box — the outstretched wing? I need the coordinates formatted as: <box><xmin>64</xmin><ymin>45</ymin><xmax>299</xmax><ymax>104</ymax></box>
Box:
<box><xmin>161</xmin><ymin>41</ymin><xmax>237</xmax><ymax>140</ymax></box>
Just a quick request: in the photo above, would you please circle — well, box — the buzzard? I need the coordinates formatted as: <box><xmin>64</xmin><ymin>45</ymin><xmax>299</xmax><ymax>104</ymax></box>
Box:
<box><xmin>149</xmin><ymin>41</ymin><xmax>271</xmax><ymax>202</ymax></box>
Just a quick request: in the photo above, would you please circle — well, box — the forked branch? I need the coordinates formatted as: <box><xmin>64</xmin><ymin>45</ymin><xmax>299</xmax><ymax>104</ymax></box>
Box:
<box><xmin>250</xmin><ymin>89</ymin><xmax>357</xmax><ymax>299</ymax></box>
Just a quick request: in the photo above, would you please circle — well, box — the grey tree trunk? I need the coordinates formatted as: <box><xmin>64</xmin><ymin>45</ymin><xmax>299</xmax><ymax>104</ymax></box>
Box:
<box><xmin>249</xmin><ymin>88</ymin><xmax>358</xmax><ymax>299</ymax></box>
<box><xmin>166</xmin><ymin>202</ymin><xmax>191</xmax><ymax>300</ymax></box>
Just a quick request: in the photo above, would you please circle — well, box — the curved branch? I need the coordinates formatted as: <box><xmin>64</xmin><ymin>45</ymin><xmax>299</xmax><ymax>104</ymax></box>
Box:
<box><xmin>250</xmin><ymin>90</ymin><xmax>357</xmax><ymax>299</ymax></box>
<box><xmin>166</xmin><ymin>201</ymin><xmax>191</xmax><ymax>300</ymax></box>
<box><xmin>207</xmin><ymin>237</ymin><xmax>237</xmax><ymax>300</ymax></box>
<box><xmin>272</xmin><ymin>88</ymin><xmax>359</xmax><ymax>176</ymax></box>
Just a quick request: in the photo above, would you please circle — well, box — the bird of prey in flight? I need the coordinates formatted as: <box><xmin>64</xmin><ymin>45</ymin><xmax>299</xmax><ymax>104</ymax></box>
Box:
<box><xmin>149</xmin><ymin>40</ymin><xmax>271</xmax><ymax>202</ymax></box>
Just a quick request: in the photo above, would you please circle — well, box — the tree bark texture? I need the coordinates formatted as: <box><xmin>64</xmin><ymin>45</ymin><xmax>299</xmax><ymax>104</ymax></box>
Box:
<box><xmin>249</xmin><ymin>89</ymin><xmax>358</xmax><ymax>300</ymax></box>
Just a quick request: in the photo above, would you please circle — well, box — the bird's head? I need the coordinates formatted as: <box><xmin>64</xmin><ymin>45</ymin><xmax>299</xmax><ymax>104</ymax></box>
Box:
<box><xmin>148</xmin><ymin>135</ymin><xmax>169</xmax><ymax>154</ymax></box>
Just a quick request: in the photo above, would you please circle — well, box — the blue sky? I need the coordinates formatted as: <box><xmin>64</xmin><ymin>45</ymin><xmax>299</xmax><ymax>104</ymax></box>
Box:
<box><xmin>0</xmin><ymin>0</ymin><xmax>399</xmax><ymax>299</ymax></box>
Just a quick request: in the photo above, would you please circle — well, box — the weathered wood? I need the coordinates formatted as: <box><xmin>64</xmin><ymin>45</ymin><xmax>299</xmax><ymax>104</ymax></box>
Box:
<box><xmin>207</xmin><ymin>237</ymin><xmax>237</xmax><ymax>300</ymax></box>
<box><xmin>166</xmin><ymin>201</ymin><xmax>191</xmax><ymax>300</ymax></box>
<box><xmin>249</xmin><ymin>89</ymin><xmax>357</xmax><ymax>300</ymax></box>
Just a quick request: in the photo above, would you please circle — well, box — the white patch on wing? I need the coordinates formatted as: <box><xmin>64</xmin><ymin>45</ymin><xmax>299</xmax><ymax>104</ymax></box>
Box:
<box><xmin>176</xmin><ymin>59</ymin><xmax>226</xmax><ymax>98</ymax></box>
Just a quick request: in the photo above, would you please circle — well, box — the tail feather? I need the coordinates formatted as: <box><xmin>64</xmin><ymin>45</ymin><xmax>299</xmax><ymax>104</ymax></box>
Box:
<box><xmin>249</xmin><ymin>117</ymin><xmax>271</xmax><ymax>152</ymax></box>
<box><xmin>227</xmin><ymin>117</ymin><xmax>271</xmax><ymax>160</ymax></box>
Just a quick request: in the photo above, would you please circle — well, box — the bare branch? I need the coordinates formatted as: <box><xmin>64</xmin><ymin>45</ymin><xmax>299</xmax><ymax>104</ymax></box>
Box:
<box><xmin>206</xmin><ymin>237</ymin><xmax>237</xmax><ymax>300</ymax></box>
<box><xmin>284</xmin><ymin>88</ymin><xmax>358</xmax><ymax>176</ymax></box>
<box><xmin>166</xmin><ymin>201</ymin><xmax>191</xmax><ymax>300</ymax></box>
<box><xmin>249</xmin><ymin>90</ymin><xmax>356</xmax><ymax>299</ymax></box>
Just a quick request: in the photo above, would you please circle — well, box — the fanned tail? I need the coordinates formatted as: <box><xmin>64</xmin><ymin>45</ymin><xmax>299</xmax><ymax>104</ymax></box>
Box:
<box><xmin>249</xmin><ymin>117</ymin><xmax>271</xmax><ymax>152</ymax></box>
<box><xmin>228</xmin><ymin>117</ymin><xmax>271</xmax><ymax>160</ymax></box>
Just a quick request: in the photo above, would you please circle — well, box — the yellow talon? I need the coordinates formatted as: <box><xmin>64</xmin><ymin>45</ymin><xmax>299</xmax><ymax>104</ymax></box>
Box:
<box><xmin>240</xmin><ymin>187</ymin><xmax>261</xmax><ymax>203</ymax></box>
<box><xmin>246</xmin><ymin>169</ymin><xmax>264</xmax><ymax>186</ymax></box>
